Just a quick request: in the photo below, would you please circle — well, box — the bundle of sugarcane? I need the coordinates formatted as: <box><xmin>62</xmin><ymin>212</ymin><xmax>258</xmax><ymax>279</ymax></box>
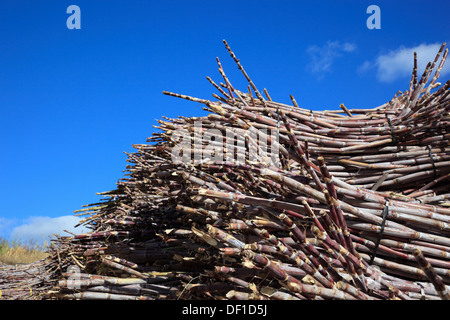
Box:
<box><xmin>3</xmin><ymin>40</ymin><xmax>448</xmax><ymax>301</ymax></box>
<box><xmin>168</xmin><ymin>40</ymin><xmax>449</xmax><ymax>198</ymax></box>
<box><xmin>46</xmin><ymin>147</ymin><xmax>450</xmax><ymax>300</ymax></box>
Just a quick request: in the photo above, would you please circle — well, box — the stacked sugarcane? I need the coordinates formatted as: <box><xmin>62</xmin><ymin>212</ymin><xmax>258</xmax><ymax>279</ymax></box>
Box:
<box><xmin>0</xmin><ymin>259</ymin><xmax>54</xmax><ymax>299</ymax></box>
<box><xmin>2</xmin><ymin>40</ymin><xmax>449</xmax><ymax>300</ymax></box>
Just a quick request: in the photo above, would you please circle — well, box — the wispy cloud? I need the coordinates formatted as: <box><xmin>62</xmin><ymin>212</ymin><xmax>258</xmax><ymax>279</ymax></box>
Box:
<box><xmin>306</xmin><ymin>41</ymin><xmax>357</xmax><ymax>78</ymax></box>
<box><xmin>0</xmin><ymin>217</ymin><xmax>17</xmax><ymax>238</ymax></box>
<box><xmin>359</xmin><ymin>43</ymin><xmax>450</xmax><ymax>83</ymax></box>
<box><xmin>0</xmin><ymin>217</ymin><xmax>16</xmax><ymax>235</ymax></box>
<box><xmin>11</xmin><ymin>215</ymin><xmax>84</xmax><ymax>244</ymax></box>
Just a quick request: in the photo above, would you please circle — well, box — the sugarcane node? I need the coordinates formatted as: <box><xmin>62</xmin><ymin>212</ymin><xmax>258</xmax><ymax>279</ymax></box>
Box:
<box><xmin>241</xmin><ymin>249</ymin><xmax>255</xmax><ymax>260</ymax></box>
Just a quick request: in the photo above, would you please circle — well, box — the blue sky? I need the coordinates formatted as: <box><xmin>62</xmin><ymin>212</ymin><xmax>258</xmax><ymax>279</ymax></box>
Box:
<box><xmin>0</xmin><ymin>1</ymin><xmax>449</xmax><ymax>244</ymax></box>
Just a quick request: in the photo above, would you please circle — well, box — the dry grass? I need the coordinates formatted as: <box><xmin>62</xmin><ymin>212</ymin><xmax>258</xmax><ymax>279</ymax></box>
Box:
<box><xmin>0</xmin><ymin>237</ymin><xmax>49</xmax><ymax>265</ymax></box>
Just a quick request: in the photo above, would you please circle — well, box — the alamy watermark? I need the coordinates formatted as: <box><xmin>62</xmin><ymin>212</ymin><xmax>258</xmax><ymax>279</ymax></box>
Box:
<box><xmin>366</xmin><ymin>5</ymin><xmax>381</xmax><ymax>30</ymax></box>
<box><xmin>170</xmin><ymin>121</ymin><xmax>281</xmax><ymax>167</ymax></box>
<box><xmin>67</xmin><ymin>5</ymin><xmax>81</xmax><ymax>30</ymax></box>
<box><xmin>64</xmin><ymin>5</ymin><xmax>379</xmax><ymax>31</ymax></box>
<box><xmin>366</xmin><ymin>265</ymin><xmax>383</xmax><ymax>290</ymax></box>
<box><xmin>66</xmin><ymin>264</ymin><xmax>82</xmax><ymax>289</ymax></box>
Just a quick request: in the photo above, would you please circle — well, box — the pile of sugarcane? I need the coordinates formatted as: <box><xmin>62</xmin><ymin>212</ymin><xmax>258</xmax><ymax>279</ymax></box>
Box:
<box><xmin>0</xmin><ymin>259</ymin><xmax>54</xmax><ymax>299</ymax></box>
<box><xmin>2</xmin><ymin>40</ymin><xmax>449</xmax><ymax>300</ymax></box>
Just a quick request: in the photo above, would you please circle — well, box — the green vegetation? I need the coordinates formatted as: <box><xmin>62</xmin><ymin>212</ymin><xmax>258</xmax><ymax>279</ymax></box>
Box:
<box><xmin>0</xmin><ymin>237</ymin><xmax>49</xmax><ymax>265</ymax></box>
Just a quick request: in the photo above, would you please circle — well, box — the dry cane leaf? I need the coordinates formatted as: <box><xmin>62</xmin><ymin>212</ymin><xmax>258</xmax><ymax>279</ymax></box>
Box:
<box><xmin>302</xmin><ymin>274</ymin><xmax>317</xmax><ymax>285</ymax></box>
<box><xmin>191</xmin><ymin>226</ymin><xmax>219</xmax><ymax>247</ymax></box>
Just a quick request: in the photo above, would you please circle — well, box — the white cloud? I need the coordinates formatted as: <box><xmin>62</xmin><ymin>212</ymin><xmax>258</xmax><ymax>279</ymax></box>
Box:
<box><xmin>341</xmin><ymin>42</ymin><xmax>357</xmax><ymax>53</ymax></box>
<box><xmin>306</xmin><ymin>41</ymin><xmax>357</xmax><ymax>78</ymax></box>
<box><xmin>362</xmin><ymin>43</ymin><xmax>450</xmax><ymax>83</ymax></box>
<box><xmin>11</xmin><ymin>215</ymin><xmax>84</xmax><ymax>244</ymax></box>
<box><xmin>357</xmin><ymin>60</ymin><xmax>373</xmax><ymax>75</ymax></box>
<box><xmin>0</xmin><ymin>217</ymin><xmax>15</xmax><ymax>232</ymax></box>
